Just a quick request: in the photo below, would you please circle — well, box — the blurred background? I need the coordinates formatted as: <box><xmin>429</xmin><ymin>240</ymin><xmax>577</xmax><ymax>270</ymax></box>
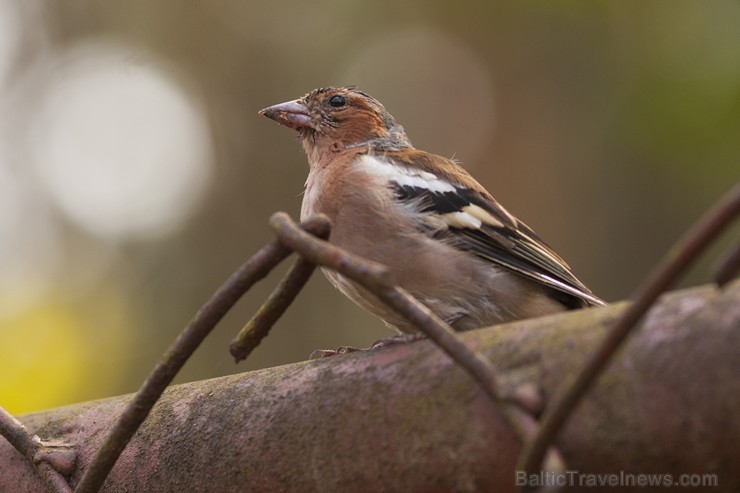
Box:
<box><xmin>0</xmin><ymin>1</ymin><xmax>738</xmax><ymax>414</ymax></box>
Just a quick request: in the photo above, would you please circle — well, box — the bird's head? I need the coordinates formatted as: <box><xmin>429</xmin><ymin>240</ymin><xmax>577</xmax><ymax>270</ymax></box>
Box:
<box><xmin>259</xmin><ymin>87</ymin><xmax>412</xmax><ymax>161</ymax></box>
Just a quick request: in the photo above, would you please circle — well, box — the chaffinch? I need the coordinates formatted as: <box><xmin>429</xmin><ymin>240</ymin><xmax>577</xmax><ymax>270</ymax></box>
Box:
<box><xmin>260</xmin><ymin>86</ymin><xmax>605</xmax><ymax>333</ymax></box>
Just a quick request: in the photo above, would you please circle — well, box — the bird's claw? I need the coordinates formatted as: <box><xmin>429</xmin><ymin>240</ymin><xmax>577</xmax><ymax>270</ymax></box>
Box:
<box><xmin>309</xmin><ymin>334</ymin><xmax>426</xmax><ymax>360</ymax></box>
<box><xmin>370</xmin><ymin>332</ymin><xmax>427</xmax><ymax>350</ymax></box>
<box><xmin>309</xmin><ymin>349</ymin><xmax>337</xmax><ymax>359</ymax></box>
<box><xmin>309</xmin><ymin>346</ymin><xmax>364</xmax><ymax>360</ymax></box>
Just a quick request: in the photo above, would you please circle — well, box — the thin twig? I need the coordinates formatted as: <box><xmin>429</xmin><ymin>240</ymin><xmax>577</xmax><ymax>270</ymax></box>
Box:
<box><xmin>381</xmin><ymin>286</ymin><xmax>566</xmax><ymax>476</ymax></box>
<box><xmin>230</xmin><ymin>254</ymin><xmax>325</xmax><ymax>362</ymax></box>
<box><xmin>270</xmin><ymin>213</ymin><xmax>501</xmax><ymax>398</ymax></box>
<box><xmin>0</xmin><ymin>406</ymin><xmax>73</xmax><ymax>493</ymax></box>
<box><xmin>270</xmin><ymin>212</ymin><xmax>392</xmax><ymax>289</ymax></box>
<box><xmin>716</xmin><ymin>241</ymin><xmax>740</xmax><ymax>287</ymax></box>
<box><xmin>518</xmin><ymin>182</ymin><xmax>740</xmax><ymax>481</ymax></box>
<box><xmin>74</xmin><ymin>217</ymin><xmax>331</xmax><ymax>493</ymax></box>
<box><xmin>269</xmin><ymin>212</ymin><xmax>564</xmax><ymax>470</ymax></box>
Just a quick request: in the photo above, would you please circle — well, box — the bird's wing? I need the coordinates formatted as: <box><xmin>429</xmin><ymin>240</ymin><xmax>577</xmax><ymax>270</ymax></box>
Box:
<box><xmin>370</xmin><ymin>151</ymin><xmax>606</xmax><ymax>308</ymax></box>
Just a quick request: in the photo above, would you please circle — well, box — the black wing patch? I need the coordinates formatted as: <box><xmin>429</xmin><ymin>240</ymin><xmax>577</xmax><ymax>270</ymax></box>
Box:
<box><xmin>395</xmin><ymin>185</ymin><xmax>516</xmax><ymax>233</ymax></box>
<box><xmin>391</xmin><ymin>183</ymin><xmax>605</xmax><ymax>309</ymax></box>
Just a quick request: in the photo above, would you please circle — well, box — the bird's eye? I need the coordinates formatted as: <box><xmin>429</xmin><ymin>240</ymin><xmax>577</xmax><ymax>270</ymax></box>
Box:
<box><xmin>329</xmin><ymin>95</ymin><xmax>346</xmax><ymax>108</ymax></box>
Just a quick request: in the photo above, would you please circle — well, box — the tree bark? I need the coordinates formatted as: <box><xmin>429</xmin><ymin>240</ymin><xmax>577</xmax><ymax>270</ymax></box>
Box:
<box><xmin>1</xmin><ymin>282</ymin><xmax>738</xmax><ymax>493</ymax></box>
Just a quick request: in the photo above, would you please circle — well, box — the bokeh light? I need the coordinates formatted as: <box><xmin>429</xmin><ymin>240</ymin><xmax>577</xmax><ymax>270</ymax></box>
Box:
<box><xmin>0</xmin><ymin>291</ymin><xmax>133</xmax><ymax>414</ymax></box>
<box><xmin>28</xmin><ymin>39</ymin><xmax>214</xmax><ymax>240</ymax></box>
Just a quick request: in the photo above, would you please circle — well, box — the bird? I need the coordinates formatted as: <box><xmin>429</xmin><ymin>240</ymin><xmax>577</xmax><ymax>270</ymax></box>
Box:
<box><xmin>259</xmin><ymin>86</ymin><xmax>605</xmax><ymax>334</ymax></box>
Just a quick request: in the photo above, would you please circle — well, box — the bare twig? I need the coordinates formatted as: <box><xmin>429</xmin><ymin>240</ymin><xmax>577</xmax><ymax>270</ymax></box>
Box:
<box><xmin>269</xmin><ymin>212</ymin><xmax>564</xmax><ymax>471</ymax></box>
<box><xmin>0</xmin><ymin>406</ymin><xmax>44</xmax><ymax>469</ymax></box>
<box><xmin>270</xmin><ymin>212</ymin><xmax>391</xmax><ymax>289</ymax></box>
<box><xmin>74</xmin><ymin>217</ymin><xmax>331</xmax><ymax>493</ymax></box>
<box><xmin>0</xmin><ymin>405</ymin><xmax>73</xmax><ymax>493</ymax></box>
<box><xmin>716</xmin><ymin>242</ymin><xmax>740</xmax><ymax>287</ymax></box>
<box><xmin>230</xmin><ymin>255</ymin><xmax>324</xmax><ymax>362</ymax></box>
<box><xmin>518</xmin><ymin>182</ymin><xmax>740</xmax><ymax>481</ymax></box>
<box><xmin>270</xmin><ymin>213</ymin><xmax>498</xmax><ymax>398</ymax></box>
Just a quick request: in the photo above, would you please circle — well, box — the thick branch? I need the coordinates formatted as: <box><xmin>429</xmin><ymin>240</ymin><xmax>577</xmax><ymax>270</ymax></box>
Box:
<box><xmin>2</xmin><ymin>282</ymin><xmax>738</xmax><ymax>493</ymax></box>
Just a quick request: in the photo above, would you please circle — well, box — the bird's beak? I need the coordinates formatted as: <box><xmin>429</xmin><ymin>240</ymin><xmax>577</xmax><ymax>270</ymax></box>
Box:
<box><xmin>258</xmin><ymin>99</ymin><xmax>314</xmax><ymax>131</ymax></box>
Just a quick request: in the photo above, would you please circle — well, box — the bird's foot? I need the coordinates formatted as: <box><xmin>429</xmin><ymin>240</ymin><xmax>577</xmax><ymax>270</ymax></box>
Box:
<box><xmin>309</xmin><ymin>333</ymin><xmax>426</xmax><ymax>359</ymax></box>
<box><xmin>309</xmin><ymin>346</ymin><xmax>365</xmax><ymax>360</ymax></box>
<box><xmin>370</xmin><ymin>332</ymin><xmax>427</xmax><ymax>349</ymax></box>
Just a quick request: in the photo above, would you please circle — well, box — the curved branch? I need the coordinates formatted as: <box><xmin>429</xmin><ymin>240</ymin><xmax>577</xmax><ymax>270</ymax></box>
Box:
<box><xmin>519</xmin><ymin>182</ymin><xmax>740</xmax><ymax>481</ymax></box>
<box><xmin>73</xmin><ymin>217</ymin><xmax>331</xmax><ymax>493</ymax></box>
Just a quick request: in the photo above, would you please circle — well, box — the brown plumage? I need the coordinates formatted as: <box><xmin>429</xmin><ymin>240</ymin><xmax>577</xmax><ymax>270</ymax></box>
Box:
<box><xmin>260</xmin><ymin>86</ymin><xmax>605</xmax><ymax>333</ymax></box>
